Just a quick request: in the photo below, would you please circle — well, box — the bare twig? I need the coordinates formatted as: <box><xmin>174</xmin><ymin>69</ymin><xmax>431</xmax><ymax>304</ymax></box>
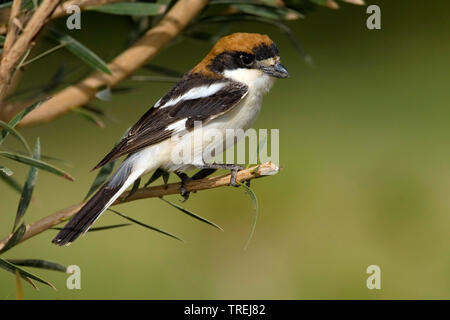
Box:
<box><xmin>0</xmin><ymin>0</ymin><xmax>60</xmax><ymax>104</ymax></box>
<box><xmin>0</xmin><ymin>0</ymin><xmax>127</xmax><ymax>34</ymax></box>
<box><xmin>0</xmin><ymin>0</ymin><xmax>208</xmax><ymax>126</ymax></box>
<box><xmin>2</xmin><ymin>0</ymin><xmax>22</xmax><ymax>58</ymax></box>
<box><xmin>0</xmin><ymin>162</ymin><xmax>279</xmax><ymax>250</ymax></box>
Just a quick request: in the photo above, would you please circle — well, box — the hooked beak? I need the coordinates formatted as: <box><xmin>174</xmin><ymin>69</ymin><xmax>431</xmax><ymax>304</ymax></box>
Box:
<box><xmin>261</xmin><ymin>62</ymin><xmax>289</xmax><ymax>79</ymax></box>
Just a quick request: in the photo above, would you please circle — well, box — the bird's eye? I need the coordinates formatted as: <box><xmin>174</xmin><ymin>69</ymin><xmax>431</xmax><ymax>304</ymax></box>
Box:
<box><xmin>240</xmin><ymin>54</ymin><xmax>254</xmax><ymax>66</ymax></box>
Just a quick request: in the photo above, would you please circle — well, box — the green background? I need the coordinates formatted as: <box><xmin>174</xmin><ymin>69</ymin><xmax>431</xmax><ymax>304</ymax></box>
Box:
<box><xmin>1</xmin><ymin>0</ymin><xmax>450</xmax><ymax>299</ymax></box>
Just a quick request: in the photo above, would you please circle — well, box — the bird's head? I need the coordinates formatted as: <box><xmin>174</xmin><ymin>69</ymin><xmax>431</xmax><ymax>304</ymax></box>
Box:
<box><xmin>191</xmin><ymin>33</ymin><xmax>289</xmax><ymax>83</ymax></box>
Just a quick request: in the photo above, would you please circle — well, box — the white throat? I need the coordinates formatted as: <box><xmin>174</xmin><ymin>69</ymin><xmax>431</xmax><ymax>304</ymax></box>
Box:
<box><xmin>223</xmin><ymin>68</ymin><xmax>275</xmax><ymax>96</ymax></box>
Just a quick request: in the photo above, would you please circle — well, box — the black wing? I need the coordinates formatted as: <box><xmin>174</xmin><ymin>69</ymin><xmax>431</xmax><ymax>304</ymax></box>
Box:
<box><xmin>92</xmin><ymin>76</ymin><xmax>248</xmax><ymax>170</ymax></box>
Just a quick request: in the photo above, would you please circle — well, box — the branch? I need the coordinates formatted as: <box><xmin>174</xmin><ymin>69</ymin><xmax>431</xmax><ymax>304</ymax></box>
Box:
<box><xmin>0</xmin><ymin>162</ymin><xmax>279</xmax><ymax>250</ymax></box>
<box><xmin>2</xmin><ymin>0</ymin><xmax>22</xmax><ymax>58</ymax></box>
<box><xmin>0</xmin><ymin>0</ymin><xmax>126</xmax><ymax>35</ymax></box>
<box><xmin>2</xmin><ymin>0</ymin><xmax>208</xmax><ymax>126</ymax></box>
<box><xmin>0</xmin><ymin>0</ymin><xmax>60</xmax><ymax>104</ymax></box>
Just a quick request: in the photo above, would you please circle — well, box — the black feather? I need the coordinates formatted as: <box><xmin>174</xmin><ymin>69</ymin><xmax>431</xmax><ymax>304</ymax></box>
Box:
<box><xmin>52</xmin><ymin>184</ymin><xmax>122</xmax><ymax>246</ymax></box>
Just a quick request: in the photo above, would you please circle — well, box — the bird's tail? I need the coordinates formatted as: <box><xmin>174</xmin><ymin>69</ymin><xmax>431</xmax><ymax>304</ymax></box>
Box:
<box><xmin>52</xmin><ymin>160</ymin><xmax>144</xmax><ymax>246</ymax></box>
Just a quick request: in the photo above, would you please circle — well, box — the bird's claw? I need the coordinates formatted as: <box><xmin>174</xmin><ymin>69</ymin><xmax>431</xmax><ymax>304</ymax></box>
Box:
<box><xmin>175</xmin><ymin>171</ymin><xmax>191</xmax><ymax>202</ymax></box>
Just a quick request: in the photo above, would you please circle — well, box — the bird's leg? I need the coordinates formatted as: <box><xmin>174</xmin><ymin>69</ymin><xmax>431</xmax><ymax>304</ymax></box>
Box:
<box><xmin>200</xmin><ymin>163</ymin><xmax>244</xmax><ymax>187</ymax></box>
<box><xmin>175</xmin><ymin>171</ymin><xmax>191</xmax><ymax>202</ymax></box>
<box><xmin>172</xmin><ymin>169</ymin><xmax>217</xmax><ymax>202</ymax></box>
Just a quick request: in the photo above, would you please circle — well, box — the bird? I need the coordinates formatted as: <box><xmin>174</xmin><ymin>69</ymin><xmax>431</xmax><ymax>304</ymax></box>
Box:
<box><xmin>52</xmin><ymin>32</ymin><xmax>289</xmax><ymax>246</ymax></box>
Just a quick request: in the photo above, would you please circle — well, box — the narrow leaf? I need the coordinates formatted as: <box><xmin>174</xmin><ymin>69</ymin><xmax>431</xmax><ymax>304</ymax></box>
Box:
<box><xmin>14</xmin><ymin>138</ymin><xmax>40</xmax><ymax>230</ymax></box>
<box><xmin>125</xmin><ymin>177</ymin><xmax>140</xmax><ymax>200</ymax></box>
<box><xmin>0</xmin><ymin>224</ymin><xmax>26</xmax><ymax>254</ymax></box>
<box><xmin>48</xmin><ymin>29</ymin><xmax>111</xmax><ymax>75</ymax></box>
<box><xmin>21</xmin><ymin>42</ymin><xmax>69</xmax><ymax>67</ymax></box>
<box><xmin>160</xmin><ymin>197</ymin><xmax>223</xmax><ymax>231</ymax></box>
<box><xmin>0</xmin><ymin>100</ymin><xmax>43</xmax><ymax>145</ymax></box>
<box><xmin>95</xmin><ymin>86</ymin><xmax>112</xmax><ymax>101</ymax></box>
<box><xmin>7</xmin><ymin>259</ymin><xmax>67</xmax><ymax>273</ymax></box>
<box><xmin>108</xmin><ymin>209</ymin><xmax>184</xmax><ymax>242</ymax></box>
<box><xmin>143</xmin><ymin>64</ymin><xmax>182</xmax><ymax>77</ymax></box>
<box><xmin>257</xmin><ymin>133</ymin><xmax>267</xmax><ymax>157</ymax></box>
<box><xmin>0</xmin><ymin>258</ymin><xmax>56</xmax><ymax>289</ymax></box>
<box><xmin>232</xmin><ymin>4</ymin><xmax>302</xmax><ymax>20</ymax></box>
<box><xmin>15</xmin><ymin>271</ymin><xmax>24</xmax><ymax>300</ymax></box>
<box><xmin>0</xmin><ymin>120</ymin><xmax>32</xmax><ymax>154</ymax></box>
<box><xmin>0</xmin><ymin>151</ymin><xmax>74</xmax><ymax>181</ymax></box>
<box><xmin>240</xmin><ymin>183</ymin><xmax>259</xmax><ymax>250</ymax></box>
<box><xmin>144</xmin><ymin>168</ymin><xmax>165</xmax><ymax>187</ymax></box>
<box><xmin>51</xmin><ymin>223</ymin><xmax>131</xmax><ymax>232</ymax></box>
<box><xmin>0</xmin><ymin>169</ymin><xmax>22</xmax><ymax>194</ymax></box>
<box><xmin>72</xmin><ymin>108</ymin><xmax>105</xmax><ymax>128</ymax></box>
<box><xmin>89</xmin><ymin>3</ymin><xmax>166</xmax><ymax>16</ymax></box>
<box><xmin>0</xmin><ymin>2</ymin><xmax>12</xmax><ymax>9</ymax></box>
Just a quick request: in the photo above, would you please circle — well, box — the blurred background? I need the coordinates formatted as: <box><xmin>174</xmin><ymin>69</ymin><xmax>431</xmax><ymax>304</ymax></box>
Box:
<box><xmin>1</xmin><ymin>0</ymin><xmax>450</xmax><ymax>299</ymax></box>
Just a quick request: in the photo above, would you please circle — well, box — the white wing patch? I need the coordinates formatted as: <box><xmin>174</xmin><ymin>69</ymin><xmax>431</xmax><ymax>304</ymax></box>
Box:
<box><xmin>166</xmin><ymin>119</ymin><xmax>187</xmax><ymax>132</ymax></box>
<box><xmin>153</xmin><ymin>98</ymin><xmax>162</xmax><ymax>108</ymax></box>
<box><xmin>157</xmin><ymin>82</ymin><xmax>227</xmax><ymax>109</ymax></box>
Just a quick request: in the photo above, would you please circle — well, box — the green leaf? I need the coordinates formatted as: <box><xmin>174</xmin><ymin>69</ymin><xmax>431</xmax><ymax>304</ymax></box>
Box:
<box><xmin>21</xmin><ymin>42</ymin><xmax>70</xmax><ymax>67</ymax></box>
<box><xmin>0</xmin><ymin>166</ymin><xmax>13</xmax><ymax>176</ymax></box>
<box><xmin>0</xmin><ymin>224</ymin><xmax>26</xmax><ymax>254</ymax></box>
<box><xmin>0</xmin><ymin>120</ymin><xmax>31</xmax><ymax>155</ymax></box>
<box><xmin>6</xmin><ymin>259</ymin><xmax>67</xmax><ymax>273</ymax></box>
<box><xmin>89</xmin><ymin>2</ymin><xmax>166</xmax><ymax>16</ymax></box>
<box><xmin>143</xmin><ymin>64</ymin><xmax>182</xmax><ymax>77</ymax></box>
<box><xmin>0</xmin><ymin>100</ymin><xmax>44</xmax><ymax>145</ymax></box>
<box><xmin>85</xmin><ymin>161</ymin><xmax>116</xmax><ymax>199</ymax></box>
<box><xmin>72</xmin><ymin>107</ymin><xmax>105</xmax><ymax>128</ymax></box>
<box><xmin>160</xmin><ymin>197</ymin><xmax>223</xmax><ymax>231</ymax></box>
<box><xmin>47</xmin><ymin>29</ymin><xmax>111</xmax><ymax>75</ymax></box>
<box><xmin>0</xmin><ymin>169</ymin><xmax>22</xmax><ymax>194</ymax></box>
<box><xmin>0</xmin><ymin>2</ymin><xmax>12</xmax><ymax>9</ymax></box>
<box><xmin>95</xmin><ymin>86</ymin><xmax>112</xmax><ymax>101</ymax></box>
<box><xmin>144</xmin><ymin>168</ymin><xmax>166</xmax><ymax>187</ymax></box>
<box><xmin>108</xmin><ymin>209</ymin><xmax>184</xmax><ymax>242</ymax></box>
<box><xmin>0</xmin><ymin>151</ymin><xmax>74</xmax><ymax>181</ymax></box>
<box><xmin>125</xmin><ymin>177</ymin><xmax>141</xmax><ymax>200</ymax></box>
<box><xmin>14</xmin><ymin>138</ymin><xmax>40</xmax><ymax>230</ymax></box>
<box><xmin>15</xmin><ymin>270</ymin><xmax>24</xmax><ymax>300</ymax></box>
<box><xmin>239</xmin><ymin>182</ymin><xmax>259</xmax><ymax>250</ymax></box>
<box><xmin>257</xmin><ymin>133</ymin><xmax>267</xmax><ymax>158</ymax></box>
<box><xmin>51</xmin><ymin>223</ymin><xmax>131</xmax><ymax>232</ymax></box>
<box><xmin>211</xmin><ymin>0</ymin><xmax>278</xmax><ymax>6</ymax></box>
<box><xmin>232</xmin><ymin>4</ymin><xmax>302</xmax><ymax>20</ymax></box>
<box><xmin>0</xmin><ymin>257</ymin><xmax>56</xmax><ymax>289</ymax></box>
